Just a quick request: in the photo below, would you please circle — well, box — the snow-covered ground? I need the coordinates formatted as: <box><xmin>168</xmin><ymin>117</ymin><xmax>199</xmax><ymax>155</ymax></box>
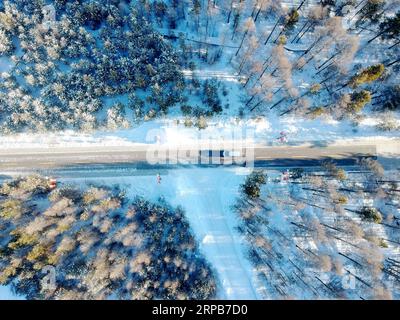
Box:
<box><xmin>1</xmin><ymin>114</ymin><xmax>399</xmax><ymax>152</ymax></box>
<box><xmin>0</xmin><ymin>286</ymin><xmax>22</xmax><ymax>300</ymax></box>
<box><xmin>0</xmin><ymin>57</ymin><xmax>12</xmax><ymax>73</ymax></box>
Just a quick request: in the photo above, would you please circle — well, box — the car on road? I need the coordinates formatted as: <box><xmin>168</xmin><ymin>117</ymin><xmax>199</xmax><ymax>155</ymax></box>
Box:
<box><xmin>198</xmin><ymin>150</ymin><xmax>243</xmax><ymax>164</ymax></box>
<box><xmin>222</xmin><ymin>150</ymin><xmax>242</xmax><ymax>158</ymax></box>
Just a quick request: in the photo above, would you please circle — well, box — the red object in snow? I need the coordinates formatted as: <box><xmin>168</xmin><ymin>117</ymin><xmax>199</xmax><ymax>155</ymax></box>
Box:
<box><xmin>49</xmin><ymin>178</ymin><xmax>57</xmax><ymax>189</ymax></box>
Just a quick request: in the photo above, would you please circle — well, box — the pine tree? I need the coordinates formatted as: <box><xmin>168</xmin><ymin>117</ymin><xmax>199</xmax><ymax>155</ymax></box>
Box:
<box><xmin>347</xmin><ymin>90</ymin><xmax>372</xmax><ymax>113</ymax></box>
<box><xmin>349</xmin><ymin>63</ymin><xmax>384</xmax><ymax>88</ymax></box>
<box><xmin>368</xmin><ymin>11</ymin><xmax>400</xmax><ymax>43</ymax></box>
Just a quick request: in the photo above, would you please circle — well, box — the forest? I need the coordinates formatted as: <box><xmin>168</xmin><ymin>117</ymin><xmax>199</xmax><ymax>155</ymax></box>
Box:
<box><xmin>0</xmin><ymin>175</ymin><xmax>216</xmax><ymax>299</ymax></box>
<box><xmin>0</xmin><ymin>0</ymin><xmax>399</xmax><ymax>133</ymax></box>
<box><xmin>0</xmin><ymin>0</ymin><xmax>186</xmax><ymax>132</ymax></box>
<box><xmin>235</xmin><ymin>159</ymin><xmax>400</xmax><ymax>299</ymax></box>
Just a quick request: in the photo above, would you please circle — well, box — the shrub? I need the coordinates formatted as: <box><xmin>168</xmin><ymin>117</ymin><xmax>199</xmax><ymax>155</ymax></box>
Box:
<box><xmin>277</xmin><ymin>35</ymin><xmax>287</xmax><ymax>45</ymax></box>
<box><xmin>336</xmin><ymin>195</ymin><xmax>348</xmax><ymax>205</ymax></box>
<box><xmin>49</xmin><ymin>187</ymin><xmax>82</xmax><ymax>203</ymax></box>
<box><xmin>180</xmin><ymin>105</ymin><xmax>192</xmax><ymax>116</ymax></box>
<box><xmin>286</xmin><ymin>9</ymin><xmax>299</xmax><ymax>30</ymax></box>
<box><xmin>336</xmin><ymin>168</ymin><xmax>347</xmax><ymax>181</ymax></box>
<box><xmin>310</xmin><ymin>84</ymin><xmax>321</xmax><ymax>94</ymax></box>
<box><xmin>347</xmin><ymin>90</ymin><xmax>371</xmax><ymax>113</ymax></box>
<box><xmin>27</xmin><ymin>245</ymin><xmax>48</xmax><ymax>262</ymax></box>
<box><xmin>0</xmin><ymin>29</ymin><xmax>13</xmax><ymax>55</ymax></box>
<box><xmin>202</xmin><ymin>80</ymin><xmax>222</xmax><ymax>114</ymax></box>
<box><xmin>8</xmin><ymin>232</ymin><xmax>38</xmax><ymax>249</ymax></box>
<box><xmin>323</xmin><ymin>162</ymin><xmax>347</xmax><ymax>180</ymax></box>
<box><xmin>195</xmin><ymin>116</ymin><xmax>208</xmax><ymax>130</ymax></box>
<box><xmin>359</xmin><ymin>207</ymin><xmax>383</xmax><ymax>224</ymax></box>
<box><xmin>379</xmin><ymin>12</ymin><xmax>400</xmax><ymax>40</ymax></box>
<box><xmin>376</xmin><ymin>118</ymin><xmax>399</xmax><ymax>131</ymax></box>
<box><xmin>18</xmin><ymin>175</ymin><xmax>51</xmax><ymax>195</ymax></box>
<box><xmin>83</xmin><ymin>188</ymin><xmax>108</xmax><ymax>205</ymax></box>
<box><xmin>242</xmin><ymin>171</ymin><xmax>267</xmax><ymax>199</ymax></box>
<box><xmin>379</xmin><ymin>239</ymin><xmax>388</xmax><ymax>248</ymax></box>
<box><xmin>381</xmin><ymin>85</ymin><xmax>400</xmax><ymax>111</ymax></box>
<box><xmin>308</xmin><ymin>106</ymin><xmax>325</xmax><ymax>118</ymax></box>
<box><xmin>289</xmin><ymin>168</ymin><xmax>304</xmax><ymax>180</ymax></box>
<box><xmin>349</xmin><ymin>64</ymin><xmax>384</xmax><ymax>88</ymax></box>
<box><xmin>183</xmin><ymin>117</ymin><xmax>193</xmax><ymax>127</ymax></box>
<box><xmin>0</xmin><ymin>199</ymin><xmax>23</xmax><ymax>219</ymax></box>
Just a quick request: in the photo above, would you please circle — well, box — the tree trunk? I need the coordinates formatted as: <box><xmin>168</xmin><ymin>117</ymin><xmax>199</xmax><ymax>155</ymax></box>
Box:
<box><xmin>249</xmin><ymin>98</ymin><xmax>265</xmax><ymax>111</ymax></box>
<box><xmin>302</xmin><ymin>36</ymin><xmax>320</xmax><ymax>56</ymax></box>
<box><xmin>205</xmin><ymin>2</ymin><xmax>209</xmax><ymax>35</ymax></box>
<box><xmin>385</xmin><ymin>58</ymin><xmax>400</xmax><ymax>67</ymax></box>
<box><xmin>389</xmin><ymin>40</ymin><xmax>400</xmax><ymax>49</ymax></box>
<box><xmin>320</xmin><ymin>72</ymin><xmax>337</xmax><ymax>84</ymax></box>
<box><xmin>235</xmin><ymin>30</ymin><xmax>248</xmax><ymax>56</ymax></box>
<box><xmin>291</xmin><ymin>21</ymin><xmax>309</xmax><ymax>43</ymax></box>
<box><xmin>245</xmin><ymin>94</ymin><xmax>256</xmax><ymax>106</ymax></box>
<box><xmin>298</xmin><ymin>55</ymin><xmax>314</xmax><ymax>70</ymax></box>
<box><xmin>231</xmin><ymin>15</ymin><xmax>240</xmax><ymax>40</ymax></box>
<box><xmin>350</xmin><ymin>3</ymin><xmax>368</xmax><ymax>22</ymax></box>
<box><xmin>295</xmin><ymin>23</ymin><xmax>313</xmax><ymax>43</ymax></box>
<box><xmin>273</xmin><ymin>85</ymin><xmax>283</xmax><ymax>95</ymax></box>
<box><xmin>367</xmin><ymin>28</ymin><xmax>388</xmax><ymax>44</ymax></box>
<box><xmin>227</xmin><ymin>0</ymin><xmax>233</xmax><ymax>23</ymax></box>
<box><xmin>243</xmin><ymin>75</ymin><xmax>251</xmax><ymax>87</ymax></box>
<box><xmin>315</xmin><ymin>61</ymin><xmax>334</xmax><ymax>76</ymax></box>
<box><xmin>297</xmin><ymin>0</ymin><xmax>307</xmax><ymax>11</ymax></box>
<box><xmin>254</xmin><ymin>8</ymin><xmax>262</xmax><ymax>22</ymax></box>
<box><xmin>257</xmin><ymin>64</ymin><xmax>269</xmax><ymax>81</ymax></box>
<box><xmin>265</xmin><ymin>18</ymin><xmax>280</xmax><ymax>45</ymax></box>
<box><xmin>317</xmin><ymin>51</ymin><xmax>339</xmax><ymax>69</ymax></box>
<box><xmin>339</xmin><ymin>252</ymin><xmax>363</xmax><ymax>267</ymax></box>
<box><xmin>270</xmin><ymin>97</ymin><xmax>286</xmax><ymax>109</ymax></box>
<box><xmin>355</xmin><ymin>0</ymin><xmax>367</xmax><ymax>10</ymax></box>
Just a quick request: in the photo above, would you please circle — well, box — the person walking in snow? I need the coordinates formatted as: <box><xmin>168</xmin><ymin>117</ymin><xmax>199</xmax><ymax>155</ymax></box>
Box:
<box><xmin>156</xmin><ymin>173</ymin><xmax>162</xmax><ymax>184</ymax></box>
<box><xmin>277</xmin><ymin>131</ymin><xmax>288</xmax><ymax>144</ymax></box>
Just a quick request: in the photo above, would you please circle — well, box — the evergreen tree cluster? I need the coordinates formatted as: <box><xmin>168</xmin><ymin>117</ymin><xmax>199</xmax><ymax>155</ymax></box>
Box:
<box><xmin>0</xmin><ymin>175</ymin><xmax>216</xmax><ymax>300</ymax></box>
<box><xmin>0</xmin><ymin>0</ymin><xmax>184</xmax><ymax>133</ymax></box>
